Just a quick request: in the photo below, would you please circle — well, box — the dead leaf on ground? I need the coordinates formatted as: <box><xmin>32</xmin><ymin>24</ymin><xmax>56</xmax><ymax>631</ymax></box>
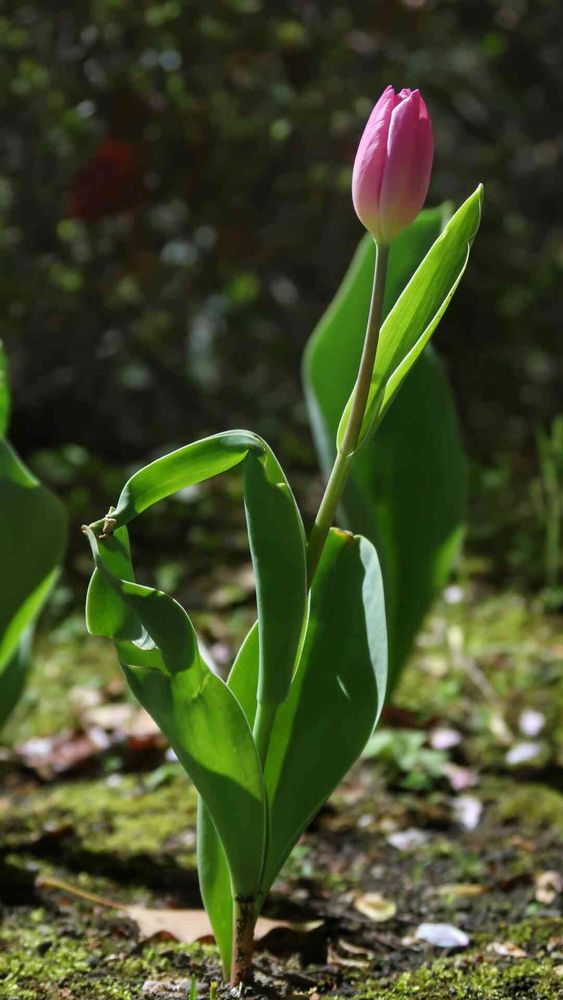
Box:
<box><xmin>353</xmin><ymin>891</ymin><xmax>397</xmax><ymax>923</ymax></box>
<box><xmin>535</xmin><ymin>870</ymin><xmax>562</xmax><ymax>905</ymax></box>
<box><xmin>17</xmin><ymin>730</ymin><xmax>112</xmax><ymax>779</ymax></box>
<box><xmin>38</xmin><ymin>876</ymin><xmax>322</xmax><ymax>952</ymax></box>
<box><xmin>487</xmin><ymin>941</ymin><xmax>528</xmax><ymax>958</ymax></box>
<box><xmin>435</xmin><ymin>883</ymin><xmax>488</xmax><ymax>900</ymax></box>
<box><xmin>386</xmin><ymin>828</ymin><xmax>430</xmax><ymax>851</ymax></box>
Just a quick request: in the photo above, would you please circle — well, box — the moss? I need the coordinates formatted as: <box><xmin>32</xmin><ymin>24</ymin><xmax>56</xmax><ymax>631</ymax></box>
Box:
<box><xmin>1</xmin><ymin>769</ymin><xmax>198</xmax><ymax>866</ymax></box>
<box><xmin>488</xmin><ymin>779</ymin><xmax>563</xmax><ymax>832</ymax></box>
<box><xmin>351</xmin><ymin>955</ymin><xmax>561</xmax><ymax>1000</ymax></box>
<box><xmin>348</xmin><ymin>916</ymin><xmax>563</xmax><ymax>999</ymax></box>
<box><xmin>0</xmin><ymin>905</ymin><xmax>213</xmax><ymax>1000</ymax></box>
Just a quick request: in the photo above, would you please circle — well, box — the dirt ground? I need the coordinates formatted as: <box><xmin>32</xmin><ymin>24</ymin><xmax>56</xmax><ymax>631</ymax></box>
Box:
<box><xmin>1</xmin><ymin>585</ymin><xmax>562</xmax><ymax>999</ymax></box>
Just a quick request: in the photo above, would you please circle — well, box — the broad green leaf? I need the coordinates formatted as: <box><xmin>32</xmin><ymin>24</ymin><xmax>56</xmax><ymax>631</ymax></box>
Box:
<box><xmin>85</xmin><ymin>525</ymin><xmax>266</xmax><ymax>904</ymax></box>
<box><xmin>110</xmin><ymin>430</ymin><xmax>273</xmax><ymax>527</ymax></box>
<box><xmin>88</xmin><ymin>430</ymin><xmax>306</xmax><ymax>972</ymax></box>
<box><xmin>0</xmin><ymin>440</ymin><xmax>66</xmax><ymax>697</ymax></box>
<box><xmin>261</xmin><ymin>528</ymin><xmax>386</xmax><ymax>894</ymax></box>
<box><xmin>198</xmin><ymin>530</ymin><xmax>387</xmax><ymax>943</ymax></box>
<box><xmin>244</xmin><ymin>453</ymin><xmax>307</xmax><ymax>707</ymax></box>
<box><xmin>197</xmin><ymin>798</ymin><xmax>232</xmax><ymax>975</ymax></box>
<box><xmin>197</xmin><ymin>623</ymin><xmax>260</xmax><ymax>969</ymax></box>
<box><xmin>0</xmin><ymin>342</ymin><xmax>9</xmax><ymax>437</ymax></box>
<box><xmin>0</xmin><ymin>626</ymin><xmax>33</xmax><ymax>731</ymax></box>
<box><xmin>93</xmin><ymin>428</ymin><xmax>307</xmax><ymax>714</ymax></box>
<box><xmin>337</xmin><ymin>186</ymin><xmax>483</xmax><ymax>447</ymax></box>
<box><xmin>304</xmin><ymin>206</ymin><xmax>468</xmax><ymax>691</ymax></box>
<box><xmin>344</xmin><ymin>351</ymin><xmax>466</xmax><ymax>691</ymax></box>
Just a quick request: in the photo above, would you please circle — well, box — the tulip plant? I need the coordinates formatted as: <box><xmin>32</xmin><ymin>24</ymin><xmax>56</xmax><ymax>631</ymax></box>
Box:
<box><xmin>84</xmin><ymin>86</ymin><xmax>482</xmax><ymax>984</ymax></box>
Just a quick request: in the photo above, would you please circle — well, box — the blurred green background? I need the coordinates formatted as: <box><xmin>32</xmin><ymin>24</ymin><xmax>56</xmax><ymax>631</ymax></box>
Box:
<box><xmin>1</xmin><ymin>0</ymin><xmax>561</xmax><ymax>609</ymax></box>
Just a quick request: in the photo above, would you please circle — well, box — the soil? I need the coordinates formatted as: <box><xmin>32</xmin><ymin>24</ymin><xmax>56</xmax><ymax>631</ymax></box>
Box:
<box><xmin>1</xmin><ymin>586</ymin><xmax>562</xmax><ymax>999</ymax></box>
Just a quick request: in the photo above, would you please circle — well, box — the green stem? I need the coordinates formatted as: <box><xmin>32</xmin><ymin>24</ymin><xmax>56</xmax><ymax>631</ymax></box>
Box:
<box><xmin>230</xmin><ymin>895</ymin><xmax>255</xmax><ymax>986</ymax></box>
<box><xmin>307</xmin><ymin>242</ymin><xmax>389</xmax><ymax>583</ymax></box>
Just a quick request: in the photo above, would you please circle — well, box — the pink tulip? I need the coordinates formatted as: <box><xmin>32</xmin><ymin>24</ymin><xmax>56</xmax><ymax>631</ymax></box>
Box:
<box><xmin>352</xmin><ymin>86</ymin><xmax>434</xmax><ymax>245</ymax></box>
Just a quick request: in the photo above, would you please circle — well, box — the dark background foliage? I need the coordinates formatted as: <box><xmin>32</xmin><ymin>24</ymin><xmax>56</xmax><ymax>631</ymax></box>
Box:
<box><xmin>1</xmin><ymin>0</ymin><xmax>561</xmax><ymax>594</ymax></box>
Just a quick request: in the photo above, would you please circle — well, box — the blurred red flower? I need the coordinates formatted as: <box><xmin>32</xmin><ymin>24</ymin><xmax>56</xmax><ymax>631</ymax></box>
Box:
<box><xmin>67</xmin><ymin>139</ymin><xmax>147</xmax><ymax>220</ymax></box>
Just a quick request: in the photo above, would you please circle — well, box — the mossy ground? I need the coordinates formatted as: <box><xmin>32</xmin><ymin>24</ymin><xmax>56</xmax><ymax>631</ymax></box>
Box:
<box><xmin>1</xmin><ymin>588</ymin><xmax>561</xmax><ymax>997</ymax></box>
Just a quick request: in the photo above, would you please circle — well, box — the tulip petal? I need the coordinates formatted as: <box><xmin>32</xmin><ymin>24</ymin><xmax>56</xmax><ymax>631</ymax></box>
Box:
<box><xmin>378</xmin><ymin>91</ymin><xmax>433</xmax><ymax>244</ymax></box>
<box><xmin>352</xmin><ymin>85</ymin><xmax>397</xmax><ymax>240</ymax></box>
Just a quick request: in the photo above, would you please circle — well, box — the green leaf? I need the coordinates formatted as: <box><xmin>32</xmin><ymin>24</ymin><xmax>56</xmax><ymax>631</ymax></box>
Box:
<box><xmin>94</xmin><ymin>428</ymin><xmax>308</xmax><ymax>714</ymax></box>
<box><xmin>0</xmin><ymin>341</ymin><xmax>9</xmax><ymax>437</ymax></box>
<box><xmin>198</xmin><ymin>530</ymin><xmax>387</xmax><ymax>939</ymax></box>
<box><xmin>197</xmin><ymin>624</ymin><xmax>259</xmax><ymax>969</ymax></box>
<box><xmin>197</xmin><ymin>798</ymin><xmax>232</xmax><ymax>974</ymax></box>
<box><xmin>304</xmin><ymin>206</ymin><xmax>468</xmax><ymax>690</ymax></box>
<box><xmin>85</xmin><ymin>526</ymin><xmax>266</xmax><ymax>912</ymax></box>
<box><xmin>110</xmin><ymin>430</ymin><xmax>269</xmax><ymax>527</ymax></box>
<box><xmin>244</xmin><ymin>453</ymin><xmax>307</xmax><ymax>707</ymax></box>
<box><xmin>0</xmin><ymin>626</ymin><xmax>34</xmax><ymax>731</ymax></box>
<box><xmin>0</xmin><ymin>439</ymin><xmax>66</xmax><ymax>721</ymax></box>
<box><xmin>87</xmin><ymin>430</ymin><xmax>306</xmax><ymax>973</ymax></box>
<box><xmin>337</xmin><ymin>186</ymin><xmax>483</xmax><ymax>447</ymax></box>
<box><xmin>261</xmin><ymin>528</ymin><xmax>386</xmax><ymax>894</ymax></box>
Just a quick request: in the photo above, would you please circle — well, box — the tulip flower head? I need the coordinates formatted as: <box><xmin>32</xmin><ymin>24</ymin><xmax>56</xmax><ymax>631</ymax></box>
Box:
<box><xmin>352</xmin><ymin>86</ymin><xmax>433</xmax><ymax>245</ymax></box>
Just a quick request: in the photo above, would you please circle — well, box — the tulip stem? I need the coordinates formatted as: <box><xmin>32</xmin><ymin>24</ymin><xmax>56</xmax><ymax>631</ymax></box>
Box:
<box><xmin>307</xmin><ymin>241</ymin><xmax>389</xmax><ymax>583</ymax></box>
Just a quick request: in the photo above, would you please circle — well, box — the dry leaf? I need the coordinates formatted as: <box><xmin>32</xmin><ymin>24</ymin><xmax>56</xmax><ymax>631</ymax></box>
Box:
<box><xmin>435</xmin><ymin>883</ymin><xmax>488</xmax><ymax>900</ymax></box>
<box><xmin>353</xmin><ymin>892</ymin><xmax>397</xmax><ymax>923</ymax></box>
<box><xmin>487</xmin><ymin>941</ymin><xmax>527</xmax><ymax>958</ymax></box>
<box><xmin>535</xmin><ymin>871</ymin><xmax>562</xmax><ymax>905</ymax></box>
<box><xmin>38</xmin><ymin>876</ymin><xmax>320</xmax><ymax>950</ymax></box>
<box><xmin>124</xmin><ymin>906</ymin><xmax>310</xmax><ymax>945</ymax></box>
<box><xmin>386</xmin><ymin>828</ymin><xmax>429</xmax><ymax>851</ymax></box>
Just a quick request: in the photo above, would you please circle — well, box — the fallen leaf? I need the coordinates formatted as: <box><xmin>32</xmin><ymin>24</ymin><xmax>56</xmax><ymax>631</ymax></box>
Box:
<box><xmin>142</xmin><ymin>977</ymin><xmax>193</xmax><ymax>994</ymax></box>
<box><xmin>386</xmin><ymin>828</ymin><xmax>430</xmax><ymax>851</ymax></box>
<box><xmin>353</xmin><ymin>892</ymin><xmax>397</xmax><ymax>923</ymax></box>
<box><xmin>339</xmin><ymin>939</ymin><xmax>375</xmax><ymax>958</ymax></box>
<box><xmin>37</xmin><ymin>875</ymin><xmax>321</xmax><ymax>952</ymax></box>
<box><xmin>435</xmin><ymin>883</ymin><xmax>488</xmax><ymax>900</ymax></box>
<box><xmin>415</xmin><ymin>923</ymin><xmax>470</xmax><ymax>948</ymax></box>
<box><xmin>535</xmin><ymin>871</ymin><xmax>562</xmax><ymax>905</ymax></box>
<box><xmin>327</xmin><ymin>944</ymin><xmax>371</xmax><ymax>969</ymax></box>
<box><xmin>17</xmin><ymin>729</ymin><xmax>112</xmax><ymax>779</ymax></box>
<box><xmin>487</xmin><ymin>941</ymin><xmax>527</xmax><ymax>958</ymax></box>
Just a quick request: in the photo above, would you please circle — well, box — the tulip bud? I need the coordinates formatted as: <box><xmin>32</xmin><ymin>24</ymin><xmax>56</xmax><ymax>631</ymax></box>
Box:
<box><xmin>352</xmin><ymin>86</ymin><xmax>433</xmax><ymax>245</ymax></box>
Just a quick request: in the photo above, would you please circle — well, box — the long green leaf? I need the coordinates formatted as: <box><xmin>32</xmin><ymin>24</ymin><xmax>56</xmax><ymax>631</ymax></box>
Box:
<box><xmin>261</xmin><ymin>528</ymin><xmax>386</xmax><ymax>894</ymax></box>
<box><xmin>110</xmin><ymin>430</ymin><xmax>272</xmax><ymax>527</ymax></box>
<box><xmin>304</xmin><ymin>206</ymin><xmax>468</xmax><ymax>691</ymax></box>
<box><xmin>244</xmin><ymin>453</ymin><xmax>307</xmax><ymax>707</ymax></box>
<box><xmin>85</xmin><ymin>526</ymin><xmax>266</xmax><ymax>912</ymax></box>
<box><xmin>198</xmin><ymin>529</ymin><xmax>387</xmax><ymax>945</ymax></box>
<box><xmin>98</xmin><ymin>429</ymin><xmax>307</xmax><ymax>714</ymax></box>
<box><xmin>0</xmin><ymin>626</ymin><xmax>34</xmax><ymax>731</ymax></box>
<box><xmin>197</xmin><ymin>624</ymin><xmax>259</xmax><ymax>968</ymax></box>
<box><xmin>86</xmin><ymin>429</ymin><xmax>307</xmax><ymax>973</ymax></box>
<box><xmin>0</xmin><ymin>440</ymin><xmax>66</xmax><ymax>698</ymax></box>
<box><xmin>337</xmin><ymin>186</ymin><xmax>483</xmax><ymax>447</ymax></box>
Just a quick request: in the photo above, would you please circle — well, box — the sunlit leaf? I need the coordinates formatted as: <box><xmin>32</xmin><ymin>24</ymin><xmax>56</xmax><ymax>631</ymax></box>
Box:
<box><xmin>304</xmin><ymin>206</ymin><xmax>468</xmax><ymax>690</ymax></box>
